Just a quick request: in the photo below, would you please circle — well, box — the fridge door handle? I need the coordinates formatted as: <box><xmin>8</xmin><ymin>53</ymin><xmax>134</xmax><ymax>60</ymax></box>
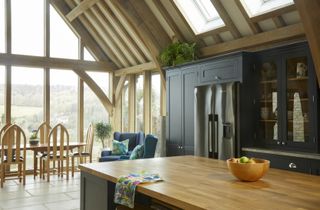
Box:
<box><xmin>208</xmin><ymin>114</ymin><xmax>213</xmax><ymax>158</ymax></box>
<box><xmin>213</xmin><ymin>114</ymin><xmax>219</xmax><ymax>159</ymax></box>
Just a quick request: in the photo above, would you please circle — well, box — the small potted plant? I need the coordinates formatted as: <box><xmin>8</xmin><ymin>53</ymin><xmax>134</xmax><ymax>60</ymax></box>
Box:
<box><xmin>29</xmin><ymin>130</ymin><xmax>39</xmax><ymax>146</ymax></box>
<box><xmin>95</xmin><ymin>122</ymin><xmax>112</xmax><ymax>150</ymax></box>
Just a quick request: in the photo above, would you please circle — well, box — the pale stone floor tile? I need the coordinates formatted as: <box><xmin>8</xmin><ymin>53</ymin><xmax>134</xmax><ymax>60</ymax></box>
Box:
<box><xmin>0</xmin><ymin>173</ymin><xmax>81</xmax><ymax>210</ymax></box>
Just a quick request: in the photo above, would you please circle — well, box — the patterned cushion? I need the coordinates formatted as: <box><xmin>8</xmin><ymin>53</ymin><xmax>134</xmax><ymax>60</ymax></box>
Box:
<box><xmin>129</xmin><ymin>145</ymin><xmax>144</xmax><ymax>160</ymax></box>
<box><xmin>112</xmin><ymin>139</ymin><xmax>129</xmax><ymax>155</ymax></box>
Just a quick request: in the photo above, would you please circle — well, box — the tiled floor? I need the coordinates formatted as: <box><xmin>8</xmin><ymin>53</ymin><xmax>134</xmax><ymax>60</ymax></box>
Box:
<box><xmin>0</xmin><ymin>173</ymin><xmax>81</xmax><ymax>210</ymax></box>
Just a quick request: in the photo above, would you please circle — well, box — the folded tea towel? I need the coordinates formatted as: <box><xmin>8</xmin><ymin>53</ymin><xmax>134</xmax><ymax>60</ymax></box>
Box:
<box><xmin>114</xmin><ymin>171</ymin><xmax>162</xmax><ymax>208</ymax></box>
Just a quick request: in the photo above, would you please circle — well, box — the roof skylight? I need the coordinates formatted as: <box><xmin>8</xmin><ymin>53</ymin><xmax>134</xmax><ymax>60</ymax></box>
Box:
<box><xmin>174</xmin><ymin>0</ymin><xmax>225</xmax><ymax>35</ymax></box>
<box><xmin>240</xmin><ymin>0</ymin><xmax>294</xmax><ymax>17</ymax></box>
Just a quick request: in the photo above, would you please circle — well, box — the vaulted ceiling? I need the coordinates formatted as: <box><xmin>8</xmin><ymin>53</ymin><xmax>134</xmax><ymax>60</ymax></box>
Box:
<box><xmin>50</xmin><ymin>0</ymin><xmax>305</xmax><ymax>76</ymax></box>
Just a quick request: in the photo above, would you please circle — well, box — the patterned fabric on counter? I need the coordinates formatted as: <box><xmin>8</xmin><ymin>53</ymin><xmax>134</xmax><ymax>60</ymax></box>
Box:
<box><xmin>114</xmin><ymin>172</ymin><xmax>162</xmax><ymax>208</ymax></box>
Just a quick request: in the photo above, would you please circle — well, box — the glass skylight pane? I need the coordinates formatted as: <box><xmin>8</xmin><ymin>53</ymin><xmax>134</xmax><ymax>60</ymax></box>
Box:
<box><xmin>174</xmin><ymin>0</ymin><xmax>225</xmax><ymax>35</ymax></box>
<box><xmin>241</xmin><ymin>0</ymin><xmax>294</xmax><ymax>17</ymax></box>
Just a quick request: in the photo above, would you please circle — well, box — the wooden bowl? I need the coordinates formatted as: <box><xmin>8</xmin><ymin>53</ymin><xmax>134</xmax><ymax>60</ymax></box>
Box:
<box><xmin>227</xmin><ymin>158</ymin><xmax>270</xmax><ymax>182</ymax></box>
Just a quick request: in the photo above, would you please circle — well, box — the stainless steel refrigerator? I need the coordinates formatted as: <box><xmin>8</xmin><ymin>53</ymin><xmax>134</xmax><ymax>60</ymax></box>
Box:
<box><xmin>194</xmin><ymin>83</ymin><xmax>236</xmax><ymax>160</ymax></box>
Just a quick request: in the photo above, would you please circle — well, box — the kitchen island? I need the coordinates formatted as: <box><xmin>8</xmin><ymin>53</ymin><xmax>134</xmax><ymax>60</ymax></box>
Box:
<box><xmin>79</xmin><ymin>156</ymin><xmax>320</xmax><ymax>210</ymax></box>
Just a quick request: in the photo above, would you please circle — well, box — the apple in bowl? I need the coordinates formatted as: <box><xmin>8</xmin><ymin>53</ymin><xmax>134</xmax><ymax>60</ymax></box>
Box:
<box><xmin>227</xmin><ymin>156</ymin><xmax>270</xmax><ymax>182</ymax></box>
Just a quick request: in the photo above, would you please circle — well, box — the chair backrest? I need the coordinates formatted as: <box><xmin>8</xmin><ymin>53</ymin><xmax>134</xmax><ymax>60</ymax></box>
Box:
<box><xmin>143</xmin><ymin>135</ymin><xmax>158</xmax><ymax>159</ymax></box>
<box><xmin>84</xmin><ymin>123</ymin><xmax>94</xmax><ymax>154</ymax></box>
<box><xmin>37</xmin><ymin>122</ymin><xmax>51</xmax><ymax>144</ymax></box>
<box><xmin>0</xmin><ymin>123</ymin><xmax>12</xmax><ymax>145</ymax></box>
<box><xmin>1</xmin><ymin>124</ymin><xmax>26</xmax><ymax>164</ymax></box>
<box><xmin>114</xmin><ymin>132</ymin><xmax>144</xmax><ymax>151</ymax></box>
<box><xmin>47</xmin><ymin>124</ymin><xmax>69</xmax><ymax>160</ymax></box>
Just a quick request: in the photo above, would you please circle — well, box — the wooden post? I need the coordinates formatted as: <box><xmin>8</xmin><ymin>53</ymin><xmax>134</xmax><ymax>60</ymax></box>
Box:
<box><xmin>128</xmin><ymin>75</ymin><xmax>136</xmax><ymax>132</ymax></box>
<box><xmin>5</xmin><ymin>0</ymin><xmax>11</xmax><ymax>124</ymax></box>
<box><xmin>294</xmin><ymin>0</ymin><xmax>320</xmax><ymax>85</ymax></box>
<box><xmin>143</xmin><ymin>71</ymin><xmax>151</xmax><ymax>134</ymax></box>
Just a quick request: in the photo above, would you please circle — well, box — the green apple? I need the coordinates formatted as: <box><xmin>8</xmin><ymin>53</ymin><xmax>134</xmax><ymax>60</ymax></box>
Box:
<box><xmin>239</xmin><ymin>156</ymin><xmax>249</xmax><ymax>163</ymax></box>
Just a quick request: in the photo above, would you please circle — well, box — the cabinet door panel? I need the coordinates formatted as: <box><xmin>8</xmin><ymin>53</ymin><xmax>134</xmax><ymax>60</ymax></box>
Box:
<box><xmin>199</xmin><ymin>57</ymin><xmax>241</xmax><ymax>84</ymax></box>
<box><xmin>166</xmin><ymin>72</ymin><xmax>182</xmax><ymax>156</ymax></box>
<box><xmin>182</xmin><ymin>70</ymin><xmax>197</xmax><ymax>155</ymax></box>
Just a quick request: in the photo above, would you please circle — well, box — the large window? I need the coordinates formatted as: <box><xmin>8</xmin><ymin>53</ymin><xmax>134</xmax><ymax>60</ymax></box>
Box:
<box><xmin>151</xmin><ymin>73</ymin><xmax>161</xmax><ymax>137</ymax></box>
<box><xmin>122</xmin><ymin>80</ymin><xmax>129</xmax><ymax>132</ymax></box>
<box><xmin>84</xmin><ymin>76</ymin><xmax>109</xmax><ymax>161</ymax></box>
<box><xmin>50</xmin><ymin>5</ymin><xmax>78</xmax><ymax>59</ymax></box>
<box><xmin>135</xmin><ymin>75</ymin><xmax>144</xmax><ymax>132</ymax></box>
<box><xmin>174</xmin><ymin>0</ymin><xmax>224</xmax><ymax>34</ymax></box>
<box><xmin>0</xmin><ymin>0</ymin><xmax>4</xmax><ymax>53</ymax></box>
<box><xmin>240</xmin><ymin>0</ymin><xmax>294</xmax><ymax>17</ymax></box>
<box><xmin>11</xmin><ymin>67</ymin><xmax>43</xmax><ymax>170</ymax></box>
<box><xmin>11</xmin><ymin>67</ymin><xmax>43</xmax><ymax>136</ymax></box>
<box><xmin>87</xmin><ymin>72</ymin><xmax>110</xmax><ymax>96</ymax></box>
<box><xmin>0</xmin><ymin>66</ymin><xmax>4</xmax><ymax>127</ymax></box>
<box><xmin>11</xmin><ymin>0</ymin><xmax>44</xmax><ymax>56</ymax></box>
<box><xmin>50</xmin><ymin>69</ymin><xmax>78</xmax><ymax>142</ymax></box>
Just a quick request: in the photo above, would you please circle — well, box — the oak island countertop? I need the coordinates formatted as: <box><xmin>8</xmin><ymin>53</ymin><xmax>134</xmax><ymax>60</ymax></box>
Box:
<box><xmin>79</xmin><ymin>156</ymin><xmax>320</xmax><ymax>210</ymax></box>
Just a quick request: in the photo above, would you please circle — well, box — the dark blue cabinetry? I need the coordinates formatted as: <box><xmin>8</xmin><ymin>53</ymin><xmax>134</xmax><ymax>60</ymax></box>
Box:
<box><xmin>166</xmin><ymin>53</ymin><xmax>249</xmax><ymax>156</ymax></box>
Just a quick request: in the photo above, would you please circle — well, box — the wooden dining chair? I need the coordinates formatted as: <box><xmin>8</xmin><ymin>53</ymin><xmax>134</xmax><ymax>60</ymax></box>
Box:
<box><xmin>0</xmin><ymin>124</ymin><xmax>27</xmax><ymax>188</ymax></box>
<box><xmin>34</xmin><ymin>122</ymin><xmax>51</xmax><ymax>179</ymax></box>
<box><xmin>0</xmin><ymin>123</ymin><xmax>12</xmax><ymax>181</ymax></box>
<box><xmin>72</xmin><ymin>123</ymin><xmax>94</xmax><ymax>177</ymax></box>
<box><xmin>42</xmin><ymin>123</ymin><xmax>70</xmax><ymax>182</ymax></box>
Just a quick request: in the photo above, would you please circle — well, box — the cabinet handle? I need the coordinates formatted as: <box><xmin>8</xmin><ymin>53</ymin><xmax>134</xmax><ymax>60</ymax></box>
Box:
<box><xmin>214</xmin><ymin>76</ymin><xmax>221</xmax><ymax>80</ymax></box>
<box><xmin>277</xmin><ymin>141</ymin><xmax>281</xmax><ymax>145</ymax></box>
<box><xmin>289</xmin><ymin>163</ymin><xmax>297</xmax><ymax>169</ymax></box>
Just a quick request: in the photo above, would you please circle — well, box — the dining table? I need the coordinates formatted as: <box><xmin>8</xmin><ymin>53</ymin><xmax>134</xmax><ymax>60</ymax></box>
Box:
<box><xmin>1</xmin><ymin>142</ymin><xmax>87</xmax><ymax>176</ymax></box>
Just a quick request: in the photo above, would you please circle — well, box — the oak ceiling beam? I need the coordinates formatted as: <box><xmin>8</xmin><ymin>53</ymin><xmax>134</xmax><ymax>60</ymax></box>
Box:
<box><xmin>251</xmin><ymin>4</ymin><xmax>296</xmax><ymax>23</ymax></box>
<box><xmin>66</xmin><ymin>0</ymin><xmax>100</xmax><ymax>22</ymax></box>
<box><xmin>150</xmin><ymin>0</ymin><xmax>185</xmax><ymax>42</ymax></box>
<box><xmin>114</xmin><ymin>74</ymin><xmax>127</xmax><ymax>103</ymax></box>
<box><xmin>210</xmin><ymin>0</ymin><xmax>241</xmax><ymax>39</ymax></box>
<box><xmin>74</xmin><ymin>70</ymin><xmax>113</xmax><ymax>114</ymax></box>
<box><xmin>196</xmin><ymin>26</ymin><xmax>228</xmax><ymax>39</ymax></box>
<box><xmin>115</xmin><ymin>62</ymin><xmax>157</xmax><ymax>77</ymax></box>
<box><xmin>111</xmin><ymin>0</ymin><xmax>167</xmax><ymax>87</ymax></box>
<box><xmin>294</xmin><ymin>0</ymin><xmax>320</xmax><ymax>85</ymax></box>
<box><xmin>65</xmin><ymin>0</ymin><xmax>123</xmax><ymax>68</ymax></box>
<box><xmin>272</xmin><ymin>16</ymin><xmax>286</xmax><ymax>28</ymax></box>
<box><xmin>105</xmin><ymin>0</ymin><xmax>153</xmax><ymax>61</ymax></box>
<box><xmin>50</xmin><ymin>0</ymin><xmax>114</xmax><ymax>65</ymax></box>
<box><xmin>234</xmin><ymin>0</ymin><xmax>262</xmax><ymax>34</ymax></box>
<box><xmin>0</xmin><ymin>53</ymin><xmax>114</xmax><ymax>72</ymax></box>
<box><xmin>96</xmin><ymin>1</ymin><xmax>147</xmax><ymax>64</ymax></box>
<box><xmin>200</xmin><ymin>23</ymin><xmax>305</xmax><ymax>57</ymax></box>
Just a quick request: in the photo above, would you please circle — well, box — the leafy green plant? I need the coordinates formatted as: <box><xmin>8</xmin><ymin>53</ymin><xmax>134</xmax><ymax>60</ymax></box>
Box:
<box><xmin>159</xmin><ymin>42</ymin><xmax>198</xmax><ymax>67</ymax></box>
<box><xmin>95</xmin><ymin>122</ymin><xmax>112</xmax><ymax>148</ymax></box>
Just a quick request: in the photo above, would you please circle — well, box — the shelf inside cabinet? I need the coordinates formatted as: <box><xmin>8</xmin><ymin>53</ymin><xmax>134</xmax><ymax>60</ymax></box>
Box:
<box><xmin>287</xmin><ymin>77</ymin><xmax>308</xmax><ymax>81</ymax></box>
<box><xmin>260</xmin><ymin>120</ymin><xmax>277</xmax><ymax>123</ymax></box>
<box><xmin>260</xmin><ymin>80</ymin><xmax>277</xmax><ymax>84</ymax></box>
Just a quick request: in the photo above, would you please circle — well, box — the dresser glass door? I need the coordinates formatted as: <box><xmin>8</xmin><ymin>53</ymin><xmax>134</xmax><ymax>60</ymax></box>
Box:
<box><xmin>259</xmin><ymin>61</ymin><xmax>279</xmax><ymax>142</ymax></box>
<box><xmin>286</xmin><ymin>56</ymin><xmax>309</xmax><ymax>143</ymax></box>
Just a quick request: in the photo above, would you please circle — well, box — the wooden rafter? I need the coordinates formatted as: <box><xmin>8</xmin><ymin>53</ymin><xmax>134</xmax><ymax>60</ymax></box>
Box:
<box><xmin>111</xmin><ymin>0</ymin><xmax>168</xmax><ymax>87</ymax></box>
<box><xmin>272</xmin><ymin>16</ymin><xmax>286</xmax><ymax>28</ymax></box>
<box><xmin>250</xmin><ymin>4</ymin><xmax>296</xmax><ymax>23</ymax></box>
<box><xmin>66</xmin><ymin>0</ymin><xmax>100</xmax><ymax>22</ymax></box>
<box><xmin>96</xmin><ymin>1</ymin><xmax>147</xmax><ymax>64</ymax></box>
<box><xmin>294</xmin><ymin>0</ymin><xmax>320</xmax><ymax>85</ymax></box>
<box><xmin>114</xmin><ymin>74</ymin><xmax>127</xmax><ymax>103</ymax></box>
<box><xmin>51</xmin><ymin>0</ymin><xmax>114</xmax><ymax>64</ymax></box>
<box><xmin>74</xmin><ymin>70</ymin><xmax>113</xmax><ymax>114</ymax></box>
<box><xmin>65</xmin><ymin>0</ymin><xmax>123</xmax><ymax>68</ymax></box>
<box><xmin>115</xmin><ymin>62</ymin><xmax>157</xmax><ymax>77</ymax></box>
<box><xmin>80</xmin><ymin>5</ymin><xmax>131</xmax><ymax>67</ymax></box>
<box><xmin>105</xmin><ymin>0</ymin><xmax>153</xmax><ymax>61</ymax></box>
<box><xmin>210</xmin><ymin>0</ymin><xmax>241</xmax><ymax>39</ymax></box>
<box><xmin>234</xmin><ymin>0</ymin><xmax>262</xmax><ymax>34</ymax></box>
<box><xmin>196</xmin><ymin>26</ymin><xmax>228</xmax><ymax>39</ymax></box>
<box><xmin>149</xmin><ymin>0</ymin><xmax>185</xmax><ymax>42</ymax></box>
<box><xmin>0</xmin><ymin>53</ymin><xmax>114</xmax><ymax>71</ymax></box>
<box><xmin>200</xmin><ymin>23</ymin><xmax>305</xmax><ymax>57</ymax></box>
<box><xmin>87</xmin><ymin>4</ymin><xmax>138</xmax><ymax>66</ymax></box>
<box><xmin>212</xmin><ymin>34</ymin><xmax>223</xmax><ymax>44</ymax></box>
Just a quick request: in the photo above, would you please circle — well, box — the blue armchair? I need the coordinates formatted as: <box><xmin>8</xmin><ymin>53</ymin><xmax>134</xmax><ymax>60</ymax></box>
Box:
<box><xmin>99</xmin><ymin>132</ymin><xmax>144</xmax><ymax>162</ymax></box>
<box><xmin>143</xmin><ymin>135</ymin><xmax>158</xmax><ymax>159</ymax></box>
